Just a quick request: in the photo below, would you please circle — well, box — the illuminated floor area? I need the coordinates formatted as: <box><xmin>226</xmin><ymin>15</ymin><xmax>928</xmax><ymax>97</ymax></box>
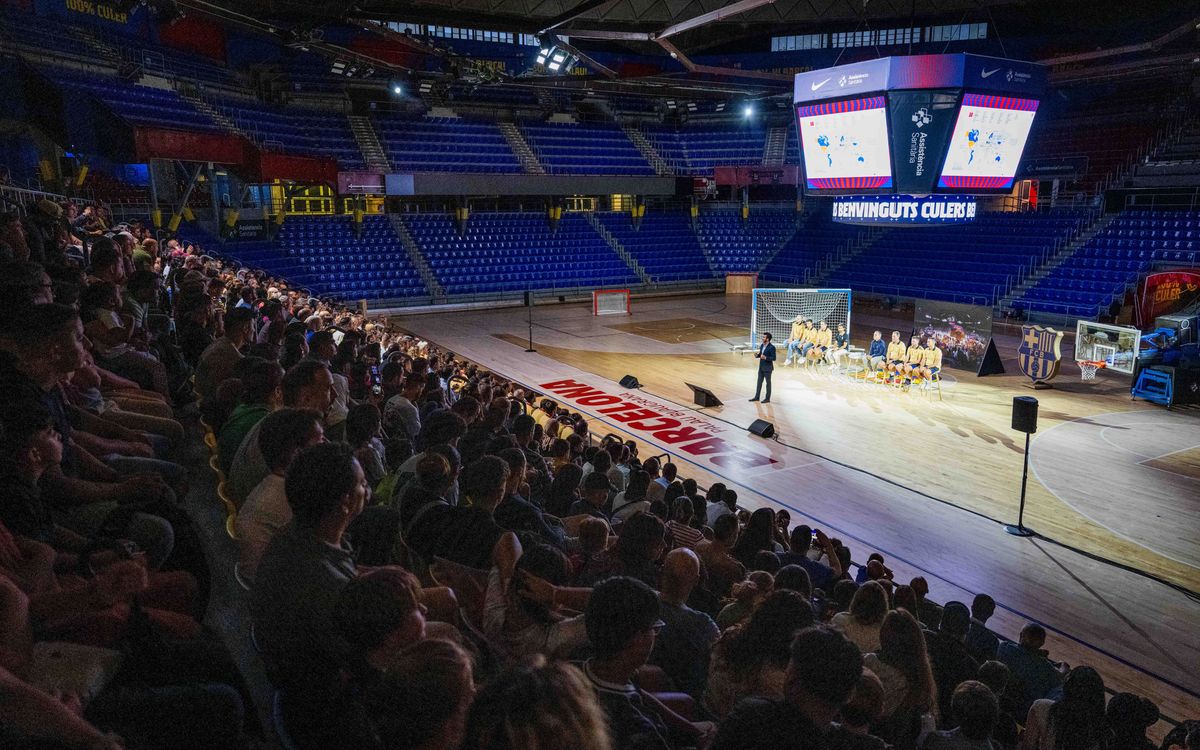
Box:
<box><xmin>394</xmin><ymin>292</ymin><xmax>1200</xmax><ymax>727</ymax></box>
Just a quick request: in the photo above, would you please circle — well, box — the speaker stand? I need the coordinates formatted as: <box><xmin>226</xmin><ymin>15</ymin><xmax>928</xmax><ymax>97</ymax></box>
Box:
<box><xmin>1005</xmin><ymin>432</ymin><xmax>1035</xmax><ymax>537</ymax></box>
<box><xmin>524</xmin><ymin>291</ymin><xmax>536</xmax><ymax>353</ymax></box>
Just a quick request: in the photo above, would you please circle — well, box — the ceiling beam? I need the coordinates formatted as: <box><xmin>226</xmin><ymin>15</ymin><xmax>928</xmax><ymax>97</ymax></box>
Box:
<box><xmin>537</xmin><ymin>0</ymin><xmax>621</xmax><ymax>33</ymax></box>
<box><xmin>657</xmin><ymin>0</ymin><xmax>779</xmax><ymax>38</ymax></box>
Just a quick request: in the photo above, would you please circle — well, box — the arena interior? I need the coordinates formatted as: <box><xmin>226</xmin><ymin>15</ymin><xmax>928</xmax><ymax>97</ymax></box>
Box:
<box><xmin>0</xmin><ymin>0</ymin><xmax>1198</xmax><ymax>747</ymax></box>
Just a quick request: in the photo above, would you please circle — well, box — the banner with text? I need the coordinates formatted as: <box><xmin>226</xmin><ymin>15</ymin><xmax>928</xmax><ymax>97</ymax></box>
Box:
<box><xmin>1136</xmin><ymin>269</ymin><xmax>1200</xmax><ymax>329</ymax></box>
<box><xmin>538</xmin><ymin>378</ymin><xmax>781</xmax><ymax>472</ymax></box>
<box><xmin>887</xmin><ymin>89</ymin><xmax>959</xmax><ymax>194</ymax></box>
<box><xmin>831</xmin><ymin>194</ymin><xmax>976</xmax><ymax>225</ymax></box>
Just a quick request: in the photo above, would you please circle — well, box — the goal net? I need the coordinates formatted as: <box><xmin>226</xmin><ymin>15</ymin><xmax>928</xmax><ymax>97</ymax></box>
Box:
<box><xmin>593</xmin><ymin>289</ymin><xmax>631</xmax><ymax>316</ymax></box>
<box><xmin>752</xmin><ymin>288</ymin><xmax>852</xmax><ymax>344</ymax></box>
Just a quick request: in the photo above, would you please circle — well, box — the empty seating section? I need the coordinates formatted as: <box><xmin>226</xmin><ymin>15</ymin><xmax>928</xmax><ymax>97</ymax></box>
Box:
<box><xmin>49</xmin><ymin>72</ymin><xmax>223</xmax><ymax>134</ymax></box>
<box><xmin>761</xmin><ymin>213</ymin><xmax>867</xmax><ymax>283</ymax></box>
<box><xmin>1012</xmin><ymin>210</ymin><xmax>1200</xmax><ymax>318</ymax></box>
<box><xmin>824</xmin><ymin>212</ymin><xmax>1087</xmax><ymax>305</ymax></box>
<box><xmin>519</xmin><ymin>122</ymin><xmax>653</xmax><ymax>175</ymax></box>
<box><xmin>643</xmin><ymin>123</ymin><xmax>766</xmax><ymax>174</ymax></box>
<box><xmin>82</xmin><ymin>170</ymin><xmax>150</xmax><ymax>205</ymax></box>
<box><xmin>697</xmin><ymin>209</ymin><xmax>797</xmax><ymax>272</ymax></box>
<box><xmin>214</xmin><ymin>100</ymin><xmax>364</xmax><ymax>169</ymax></box>
<box><xmin>403</xmin><ymin>212</ymin><xmax>637</xmax><ymax>295</ymax></box>
<box><xmin>233</xmin><ymin>216</ymin><xmax>426</xmax><ymax>300</ymax></box>
<box><xmin>375</xmin><ymin>116</ymin><xmax>520</xmax><ymax>173</ymax></box>
<box><xmin>595</xmin><ymin>213</ymin><xmax>714</xmax><ymax>282</ymax></box>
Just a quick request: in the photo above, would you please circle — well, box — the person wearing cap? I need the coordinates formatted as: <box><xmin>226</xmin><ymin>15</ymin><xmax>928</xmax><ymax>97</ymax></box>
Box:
<box><xmin>582</xmin><ymin>576</ymin><xmax>715</xmax><ymax>750</ymax></box>
<box><xmin>923</xmin><ymin>601</ymin><xmax>981</xmax><ymax>724</ymax></box>
<box><xmin>570</xmin><ymin>471</ymin><xmax>614</xmax><ymax>520</ymax></box>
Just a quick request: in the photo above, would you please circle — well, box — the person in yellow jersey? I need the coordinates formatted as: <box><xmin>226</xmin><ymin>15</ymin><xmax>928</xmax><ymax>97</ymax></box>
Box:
<box><xmin>784</xmin><ymin>314</ymin><xmax>806</xmax><ymax>365</ymax></box>
<box><xmin>902</xmin><ymin>335</ymin><xmax>925</xmax><ymax>382</ymax></box>
<box><xmin>884</xmin><ymin>331</ymin><xmax>907</xmax><ymax>376</ymax></box>
<box><xmin>807</xmin><ymin>320</ymin><xmax>833</xmax><ymax>363</ymax></box>
<box><xmin>920</xmin><ymin>337</ymin><xmax>943</xmax><ymax>381</ymax></box>
<box><xmin>797</xmin><ymin>319</ymin><xmax>818</xmax><ymax>360</ymax></box>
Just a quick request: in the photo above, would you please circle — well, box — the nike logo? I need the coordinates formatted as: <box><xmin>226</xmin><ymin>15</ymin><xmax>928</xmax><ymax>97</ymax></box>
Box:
<box><xmin>810</xmin><ymin>78</ymin><xmax>831</xmax><ymax>91</ymax></box>
<box><xmin>980</xmin><ymin>68</ymin><xmax>1001</xmax><ymax>78</ymax></box>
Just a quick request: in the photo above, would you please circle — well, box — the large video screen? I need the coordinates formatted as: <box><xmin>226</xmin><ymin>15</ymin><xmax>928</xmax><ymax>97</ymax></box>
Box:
<box><xmin>913</xmin><ymin>299</ymin><xmax>994</xmax><ymax>372</ymax></box>
<box><xmin>798</xmin><ymin>96</ymin><xmax>893</xmax><ymax>191</ymax></box>
<box><xmin>937</xmin><ymin>93</ymin><xmax>1038</xmax><ymax>191</ymax></box>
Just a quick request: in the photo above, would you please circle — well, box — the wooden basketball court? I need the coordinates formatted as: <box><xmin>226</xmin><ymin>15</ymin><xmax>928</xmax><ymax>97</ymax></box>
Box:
<box><xmin>392</xmin><ymin>292</ymin><xmax>1200</xmax><ymax>726</ymax></box>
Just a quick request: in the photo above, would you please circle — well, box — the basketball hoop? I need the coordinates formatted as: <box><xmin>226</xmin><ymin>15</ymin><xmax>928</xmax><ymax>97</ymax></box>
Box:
<box><xmin>1080</xmin><ymin>360</ymin><xmax>1105</xmax><ymax>381</ymax></box>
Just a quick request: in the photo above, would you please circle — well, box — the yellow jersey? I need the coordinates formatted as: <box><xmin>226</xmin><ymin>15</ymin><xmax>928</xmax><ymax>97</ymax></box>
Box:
<box><xmin>814</xmin><ymin>328</ymin><xmax>833</xmax><ymax>347</ymax></box>
<box><xmin>922</xmin><ymin>346</ymin><xmax>943</xmax><ymax>368</ymax></box>
<box><xmin>800</xmin><ymin>326</ymin><xmax>816</xmax><ymax>344</ymax></box>
<box><xmin>790</xmin><ymin>321</ymin><xmax>805</xmax><ymax>340</ymax></box>
<box><xmin>905</xmin><ymin>344</ymin><xmax>925</xmax><ymax>364</ymax></box>
<box><xmin>886</xmin><ymin>341</ymin><xmax>906</xmax><ymax>360</ymax></box>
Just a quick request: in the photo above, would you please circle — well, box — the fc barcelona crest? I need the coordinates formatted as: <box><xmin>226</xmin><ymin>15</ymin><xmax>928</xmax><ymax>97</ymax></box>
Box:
<box><xmin>1017</xmin><ymin>325</ymin><xmax>1064</xmax><ymax>387</ymax></box>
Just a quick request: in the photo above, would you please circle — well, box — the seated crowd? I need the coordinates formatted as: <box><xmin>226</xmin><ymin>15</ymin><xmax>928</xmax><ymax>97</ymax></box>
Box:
<box><xmin>0</xmin><ymin>196</ymin><xmax>1194</xmax><ymax>750</ymax></box>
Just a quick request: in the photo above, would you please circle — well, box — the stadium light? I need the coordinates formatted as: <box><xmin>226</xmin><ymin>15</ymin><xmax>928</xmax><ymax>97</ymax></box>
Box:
<box><xmin>743</xmin><ymin>103</ymin><xmax>755</xmax><ymax>118</ymax></box>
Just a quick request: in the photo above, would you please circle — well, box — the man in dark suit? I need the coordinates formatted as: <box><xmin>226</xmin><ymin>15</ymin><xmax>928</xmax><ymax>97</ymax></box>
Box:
<box><xmin>750</xmin><ymin>332</ymin><xmax>776</xmax><ymax>403</ymax></box>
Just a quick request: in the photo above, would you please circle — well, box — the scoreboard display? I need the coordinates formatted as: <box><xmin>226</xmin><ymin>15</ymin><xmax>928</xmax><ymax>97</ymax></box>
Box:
<box><xmin>794</xmin><ymin>54</ymin><xmax>1045</xmax><ymax>196</ymax></box>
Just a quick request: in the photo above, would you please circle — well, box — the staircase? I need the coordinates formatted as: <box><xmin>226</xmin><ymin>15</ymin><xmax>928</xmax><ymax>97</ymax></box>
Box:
<box><xmin>805</xmin><ymin>228</ymin><xmax>886</xmax><ymax>287</ymax></box>
<box><xmin>755</xmin><ymin>214</ymin><xmax>807</xmax><ymax>273</ymax></box>
<box><xmin>174</xmin><ymin>89</ymin><xmax>246</xmax><ymax>138</ymax></box>
<box><xmin>498</xmin><ymin>122</ymin><xmax>545</xmax><ymax>174</ymax></box>
<box><xmin>388</xmin><ymin>214</ymin><xmax>443</xmax><ymax>298</ymax></box>
<box><xmin>584</xmin><ymin>213</ymin><xmax>651</xmax><ymax>284</ymax></box>
<box><xmin>622</xmin><ymin>125</ymin><xmax>673</xmax><ymax>176</ymax></box>
<box><xmin>69</xmin><ymin>27</ymin><xmax>122</xmax><ymax>65</ymax></box>
<box><xmin>691</xmin><ymin>220</ymin><xmax>722</xmax><ymax>277</ymax></box>
<box><xmin>347</xmin><ymin>115</ymin><xmax>391</xmax><ymax>172</ymax></box>
<box><xmin>763</xmin><ymin>126</ymin><xmax>788</xmax><ymax>166</ymax></box>
<box><xmin>998</xmin><ymin>212</ymin><xmax>1117</xmax><ymax>312</ymax></box>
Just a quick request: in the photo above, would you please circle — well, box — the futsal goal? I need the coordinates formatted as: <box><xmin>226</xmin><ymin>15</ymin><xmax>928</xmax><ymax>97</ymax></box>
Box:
<box><xmin>593</xmin><ymin>289</ymin><xmax>631</xmax><ymax>316</ymax></box>
<box><xmin>751</xmin><ymin>288</ymin><xmax>852</xmax><ymax>344</ymax></box>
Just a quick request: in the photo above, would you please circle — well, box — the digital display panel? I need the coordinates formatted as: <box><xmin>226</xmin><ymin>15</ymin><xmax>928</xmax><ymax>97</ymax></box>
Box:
<box><xmin>798</xmin><ymin>96</ymin><xmax>893</xmax><ymax>191</ymax></box>
<box><xmin>937</xmin><ymin>93</ymin><xmax>1038</xmax><ymax>190</ymax></box>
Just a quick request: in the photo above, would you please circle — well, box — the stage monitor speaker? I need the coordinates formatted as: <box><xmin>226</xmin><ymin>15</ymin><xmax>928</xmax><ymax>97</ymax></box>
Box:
<box><xmin>685</xmin><ymin>382</ymin><xmax>722</xmax><ymax>408</ymax></box>
<box><xmin>748</xmin><ymin>419</ymin><xmax>775</xmax><ymax>438</ymax></box>
<box><xmin>619</xmin><ymin>374</ymin><xmax>641</xmax><ymax>389</ymax></box>
<box><xmin>1011</xmin><ymin>396</ymin><xmax>1039</xmax><ymax>434</ymax></box>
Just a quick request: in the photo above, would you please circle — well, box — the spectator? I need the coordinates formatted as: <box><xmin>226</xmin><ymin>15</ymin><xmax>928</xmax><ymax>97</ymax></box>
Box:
<box><xmin>976</xmin><ymin>661</ymin><xmax>1019</xmax><ymax>749</ymax></box>
<box><xmin>732</xmin><ymin>508</ymin><xmax>783</xmax><ymax>567</ymax></box>
<box><xmin>996</xmin><ymin>624</ymin><xmax>1065</xmax><ymax>717</ymax></box>
<box><xmin>695</xmin><ymin>514</ymin><xmax>746</xmax><ymax>599</ymax></box>
<box><xmin>306</xmin><ymin>330</ymin><xmax>351</xmax><ymax>441</ymax></box>
<box><xmin>404</xmin><ymin>455</ymin><xmax>521</xmax><ymax>574</ymax></box>
<box><xmin>371</xmin><ymin>638</ymin><xmax>475</xmax><ymax>750</ymax></box>
<box><xmin>577</xmin><ymin>511</ymin><xmax>666</xmax><ymax>587</ymax></box>
<box><xmin>827</xmin><ymin>667</ymin><xmax>889</xmax><ymax>750</ymax></box>
<box><xmin>774</xmin><ymin>564</ymin><xmax>813</xmax><ymax>600</ymax></box>
<box><xmin>921</xmin><ymin>680</ymin><xmax>1000</xmax><ymax>750</ymax></box>
<box><xmin>462</xmin><ymin>658</ymin><xmax>611</xmax><ymax>750</ymax></box>
<box><xmin>346</xmin><ymin>402</ymin><xmax>387</xmax><ymax>488</ymax></box>
<box><xmin>910</xmin><ymin>577</ymin><xmax>942</xmax><ymax>630</ymax></box>
<box><xmin>383</xmin><ymin>368</ymin><xmax>424</xmax><ymax>443</ymax></box>
<box><xmin>863</xmin><ymin>608</ymin><xmax>938</xmax><ymax>747</ymax></box>
<box><xmin>713</xmin><ymin>625</ymin><xmax>863</xmax><ymax>750</ymax></box>
<box><xmin>228</xmin><ymin>359</ymin><xmax>335</xmax><ymax>505</ymax></box>
<box><xmin>965</xmin><ymin>594</ymin><xmax>1000</xmax><ymax>662</ymax></box>
<box><xmin>195</xmin><ymin>306</ymin><xmax>254</xmax><ymax>403</ymax></box>
<box><xmin>570</xmin><ymin>471</ymin><xmax>615</xmax><ymax>521</ymax></box>
<box><xmin>1104</xmin><ymin>692</ymin><xmax>1159</xmax><ymax>750</ymax></box>
<box><xmin>483</xmin><ymin>543</ymin><xmax>588</xmax><ymax>662</ymax></box>
<box><xmin>705</xmin><ymin>483</ymin><xmax>735</xmax><ymax>527</ymax></box>
<box><xmin>582</xmin><ymin>576</ymin><xmax>714</xmax><ymax>750</ymax></box>
<box><xmin>831</xmin><ymin>581</ymin><xmax>889</xmax><ymax>653</ymax></box>
<box><xmin>234</xmin><ymin>408</ymin><xmax>325</xmax><ymax>579</ymax></box>
<box><xmin>706</xmin><ymin>589</ymin><xmax>814</xmax><ymax>719</ymax></box>
<box><xmin>716</xmin><ymin>570</ymin><xmax>774</xmax><ymax>629</ymax></box>
<box><xmin>249</xmin><ymin>442</ymin><xmax>370</xmax><ymax>743</ymax></box>
<box><xmin>924</xmin><ymin>602</ymin><xmax>981</xmax><ymax>724</ymax></box>
<box><xmin>666</xmin><ymin>497</ymin><xmax>703</xmax><ymax>549</ymax></box>
<box><xmin>1019</xmin><ymin>666</ymin><xmax>1106</xmax><ymax>750</ymax></box>
<box><xmin>652</xmin><ymin>548</ymin><xmax>719</xmax><ymax>698</ymax></box>
<box><xmin>779</xmin><ymin>526</ymin><xmax>842</xmax><ymax>590</ymax></box>
<box><xmin>216</xmin><ymin>356</ymin><xmax>282</xmax><ymax>473</ymax></box>
<box><xmin>494</xmin><ymin>448</ymin><xmax>566</xmax><ymax>548</ymax></box>
<box><xmin>612</xmin><ymin>469</ymin><xmax>651</xmax><ymax>523</ymax></box>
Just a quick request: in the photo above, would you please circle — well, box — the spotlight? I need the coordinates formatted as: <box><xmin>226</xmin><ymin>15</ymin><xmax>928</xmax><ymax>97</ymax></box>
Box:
<box><xmin>537</xmin><ymin>47</ymin><xmax>551</xmax><ymax>65</ymax></box>
<box><xmin>331</xmin><ymin>60</ymin><xmax>347</xmax><ymax>75</ymax></box>
<box><xmin>715</xmin><ymin>102</ymin><xmax>726</xmax><ymax>112</ymax></box>
<box><xmin>743</xmin><ymin>104</ymin><xmax>755</xmax><ymax>118</ymax></box>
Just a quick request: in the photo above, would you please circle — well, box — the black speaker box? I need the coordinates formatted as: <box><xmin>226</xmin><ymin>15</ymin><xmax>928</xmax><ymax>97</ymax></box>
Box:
<box><xmin>1011</xmin><ymin>396</ymin><xmax>1039</xmax><ymax>434</ymax></box>
<box><xmin>748</xmin><ymin>419</ymin><xmax>775</xmax><ymax>438</ymax></box>
<box><xmin>619</xmin><ymin>374</ymin><xmax>641</xmax><ymax>388</ymax></box>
